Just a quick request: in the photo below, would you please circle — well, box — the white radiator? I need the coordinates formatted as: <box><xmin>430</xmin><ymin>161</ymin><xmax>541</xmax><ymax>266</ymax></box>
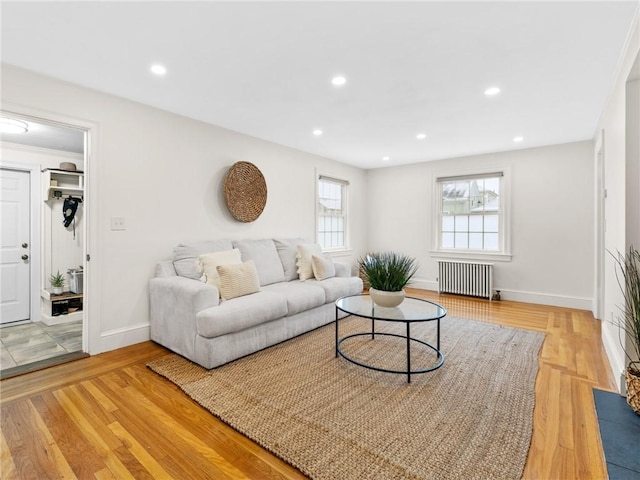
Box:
<box><xmin>437</xmin><ymin>261</ymin><xmax>494</xmax><ymax>300</ymax></box>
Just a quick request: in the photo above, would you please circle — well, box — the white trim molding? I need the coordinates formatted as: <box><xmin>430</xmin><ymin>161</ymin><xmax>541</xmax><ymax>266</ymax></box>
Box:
<box><xmin>2</xmin><ymin>102</ymin><xmax>100</xmax><ymax>355</ymax></box>
<box><xmin>429</xmin><ymin>250</ymin><xmax>512</xmax><ymax>262</ymax></box>
<box><xmin>315</xmin><ymin>168</ymin><xmax>350</xmax><ymax>251</ymax></box>
<box><xmin>411</xmin><ymin>282</ymin><xmax>592</xmax><ymax>310</ymax></box>
<box><xmin>99</xmin><ymin>323</ymin><xmax>150</xmax><ymax>354</ymax></box>
<box><xmin>496</xmin><ymin>288</ymin><xmax>592</xmax><ymax>310</ymax></box>
<box><xmin>430</xmin><ymin>164</ymin><xmax>512</xmax><ymax>260</ymax></box>
<box><xmin>601</xmin><ymin>323</ymin><xmax>626</xmax><ymax>394</ymax></box>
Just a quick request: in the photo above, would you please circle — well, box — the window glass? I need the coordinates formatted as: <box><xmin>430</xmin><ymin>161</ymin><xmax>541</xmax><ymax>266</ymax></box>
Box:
<box><xmin>318</xmin><ymin>176</ymin><xmax>348</xmax><ymax>249</ymax></box>
<box><xmin>438</xmin><ymin>174</ymin><xmax>502</xmax><ymax>252</ymax></box>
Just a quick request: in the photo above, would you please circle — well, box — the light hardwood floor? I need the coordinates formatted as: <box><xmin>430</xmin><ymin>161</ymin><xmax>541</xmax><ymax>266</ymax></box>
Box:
<box><xmin>1</xmin><ymin>289</ymin><xmax>617</xmax><ymax>479</ymax></box>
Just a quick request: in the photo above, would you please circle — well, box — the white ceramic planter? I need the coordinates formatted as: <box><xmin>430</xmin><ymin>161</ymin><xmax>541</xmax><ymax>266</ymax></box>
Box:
<box><xmin>369</xmin><ymin>287</ymin><xmax>405</xmax><ymax>307</ymax></box>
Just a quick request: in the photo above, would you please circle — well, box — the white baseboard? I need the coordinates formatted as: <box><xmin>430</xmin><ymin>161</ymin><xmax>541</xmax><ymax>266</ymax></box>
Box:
<box><xmin>99</xmin><ymin>322</ymin><xmax>150</xmax><ymax>353</ymax></box>
<box><xmin>410</xmin><ymin>278</ymin><xmax>592</xmax><ymax>310</ymax></box>
<box><xmin>601</xmin><ymin>323</ymin><xmax>626</xmax><ymax>394</ymax></box>
<box><xmin>496</xmin><ymin>289</ymin><xmax>592</xmax><ymax>310</ymax></box>
<box><xmin>411</xmin><ymin>279</ymin><xmax>438</xmax><ymax>291</ymax></box>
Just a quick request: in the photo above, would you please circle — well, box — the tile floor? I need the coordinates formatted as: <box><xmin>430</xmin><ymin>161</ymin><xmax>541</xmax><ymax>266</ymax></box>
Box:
<box><xmin>0</xmin><ymin>320</ymin><xmax>82</xmax><ymax>372</ymax></box>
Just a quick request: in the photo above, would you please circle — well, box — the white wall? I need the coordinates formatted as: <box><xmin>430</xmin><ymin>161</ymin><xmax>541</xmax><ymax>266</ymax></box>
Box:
<box><xmin>1</xmin><ymin>64</ymin><xmax>368</xmax><ymax>354</ymax></box>
<box><xmin>596</xmin><ymin>10</ymin><xmax>640</xmax><ymax>390</ymax></box>
<box><xmin>366</xmin><ymin>141</ymin><xmax>595</xmax><ymax>309</ymax></box>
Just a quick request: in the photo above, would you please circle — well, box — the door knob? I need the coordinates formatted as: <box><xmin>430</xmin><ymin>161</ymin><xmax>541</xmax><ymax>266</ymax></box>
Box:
<box><xmin>22</xmin><ymin>242</ymin><xmax>28</xmax><ymax>248</ymax></box>
<box><xmin>21</xmin><ymin>254</ymin><xmax>29</xmax><ymax>261</ymax></box>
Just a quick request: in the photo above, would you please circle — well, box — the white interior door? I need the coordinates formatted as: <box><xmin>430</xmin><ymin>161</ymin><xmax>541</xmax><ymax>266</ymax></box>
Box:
<box><xmin>1</xmin><ymin>168</ymin><xmax>31</xmax><ymax>324</ymax></box>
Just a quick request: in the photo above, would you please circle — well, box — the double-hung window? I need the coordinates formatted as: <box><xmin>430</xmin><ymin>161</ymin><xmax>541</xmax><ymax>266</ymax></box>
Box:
<box><xmin>317</xmin><ymin>175</ymin><xmax>348</xmax><ymax>250</ymax></box>
<box><xmin>437</xmin><ymin>172</ymin><xmax>504</xmax><ymax>253</ymax></box>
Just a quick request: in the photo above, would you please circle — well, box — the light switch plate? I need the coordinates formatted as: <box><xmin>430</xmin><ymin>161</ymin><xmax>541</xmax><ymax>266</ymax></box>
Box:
<box><xmin>111</xmin><ymin>217</ymin><xmax>126</xmax><ymax>231</ymax></box>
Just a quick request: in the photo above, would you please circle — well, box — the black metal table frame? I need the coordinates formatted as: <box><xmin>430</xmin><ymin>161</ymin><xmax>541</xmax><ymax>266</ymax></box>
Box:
<box><xmin>335</xmin><ymin>295</ymin><xmax>446</xmax><ymax>383</ymax></box>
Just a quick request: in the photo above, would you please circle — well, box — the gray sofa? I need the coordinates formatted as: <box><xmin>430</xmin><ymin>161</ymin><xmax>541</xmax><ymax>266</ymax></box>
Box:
<box><xmin>149</xmin><ymin>238</ymin><xmax>363</xmax><ymax>369</ymax></box>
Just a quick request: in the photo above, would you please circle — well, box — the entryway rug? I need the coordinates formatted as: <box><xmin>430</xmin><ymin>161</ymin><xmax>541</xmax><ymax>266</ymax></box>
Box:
<box><xmin>593</xmin><ymin>388</ymin><xmax>640</xmax><ymax>479</ymax></box>
<box><xmin>148</xmin><ymin>316</ymin><xmax>544</xmax><ymax>480</ymax></box>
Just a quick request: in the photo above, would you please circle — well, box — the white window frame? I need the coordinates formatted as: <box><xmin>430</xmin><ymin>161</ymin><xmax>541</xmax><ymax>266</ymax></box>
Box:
<box><xmin>430</xmin><ymin>167</ymin><xmax>512</xmax><ymax>262</ymax></box>
<box><xmin>315</xmin><ymin>173</ymin><xmax>349</xmax><ymax>252</ymax></box>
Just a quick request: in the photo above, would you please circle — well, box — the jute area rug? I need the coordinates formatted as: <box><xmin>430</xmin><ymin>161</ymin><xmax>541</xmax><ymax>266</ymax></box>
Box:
<box><xmin>148</xmin><ymin>316</ymin><xmax>544</xmax><ymax>480</ymax></box>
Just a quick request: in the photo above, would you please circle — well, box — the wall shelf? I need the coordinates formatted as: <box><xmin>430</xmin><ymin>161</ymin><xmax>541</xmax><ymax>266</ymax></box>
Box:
<box><xmin>42</xmin><ymin>168</ymin><xmax>84</xmax><ymax>201</ymax></box>
<box><xmin>40</xmin><ymin>289</ymin><xmax>83</xmax><ymax>326</ymax></box>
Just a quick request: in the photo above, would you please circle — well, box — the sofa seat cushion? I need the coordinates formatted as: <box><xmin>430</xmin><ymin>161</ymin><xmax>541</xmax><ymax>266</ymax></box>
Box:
<box><xmin>262</xmin><ymin>281</ymin><xmax>326</xmax><ymax>316</ymax></box>
<box><xmin>307</xmin><ymin>276</ymin><xmax>364</xmax><ymax>303</ymax></box>
<box><xmin>196</xmin><ymin>291</ymin><xmax>287</xmax><ymax>338</ymax></box>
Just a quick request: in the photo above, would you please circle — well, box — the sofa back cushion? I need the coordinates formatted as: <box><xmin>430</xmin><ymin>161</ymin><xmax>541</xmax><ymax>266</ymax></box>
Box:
<box><xmin>173</xmin><ymin>239</ymin><xmax>233</xmax><ymax>280</ymax></box>
<box><xmin>232</xmin><ymin>239</ymin><xmax>285</xmax><ymax>286</ymax></box>
<box><xmin>274</xmin><ymin>238</ymin><xmax>307</xmax><ymax>281</ymax></box>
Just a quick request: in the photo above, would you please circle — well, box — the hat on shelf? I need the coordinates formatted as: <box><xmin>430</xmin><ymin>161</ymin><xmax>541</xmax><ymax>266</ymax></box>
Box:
<box><xmin>59</xmin><ymin>162</ymin><xmax>77</xmax><ymax>171</ymax></box>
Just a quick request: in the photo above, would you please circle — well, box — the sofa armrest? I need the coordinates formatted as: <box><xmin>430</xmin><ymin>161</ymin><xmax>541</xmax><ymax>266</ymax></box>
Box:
<box><xmin>333</xmin><ymin>261</ymin><xmax>353</xmax><ymax>278</ymax></box>
<box><xmin>155</xmin><ymin>260</ymin><xmax>177</xmax><ymax>278</ymax></box>
<box><xmin>149</xmin><ymin>276</ymin><xmax>219</xmax><ymax>358</ymax></box>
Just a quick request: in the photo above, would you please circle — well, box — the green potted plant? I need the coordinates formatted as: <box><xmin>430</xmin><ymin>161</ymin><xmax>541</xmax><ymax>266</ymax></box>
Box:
<box><xmin>612</xmin><ymin>246</ymin><xmax>640</xmax><ymax>415</ymax></box>
<box><xmin>358</xmin><ymin>252</ymin><xmax>418</xmax><ymax>307</ymax></box>
<box><xmin>50</xmin><ymin>270</ymin><xmax>65</xmax><ymax>295</ymax></box>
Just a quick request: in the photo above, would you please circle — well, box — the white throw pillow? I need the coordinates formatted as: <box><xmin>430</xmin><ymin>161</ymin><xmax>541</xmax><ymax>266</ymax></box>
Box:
<box><xmin>217</xmin><ymin>260</ymin><xmax>261</xmax><ymax>300</ymax></box>
<box><xmin>296</xmin><ymin>243</ymin><xmax>323</xmax><ymax>281</ymax></box>
<box><xmin>311</xmin><ymin>254</ymin><xmax>336</xmax><ymax>281</ymax></box>
<box><xmin>173</xmin><ymin>239</ymin><xmax>234</xmax><ymax>280</ymax></box>
<box><xmin>198</xmin><ymin>249</ymin><xmax>242</xmax><ymax>292</ymax></box>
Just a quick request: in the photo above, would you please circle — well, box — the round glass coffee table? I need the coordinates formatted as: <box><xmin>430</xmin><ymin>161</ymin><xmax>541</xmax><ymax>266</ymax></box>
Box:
<box><xmin>335</xmin><ymin>294</ymin><xmax>447</xmax><ymax>383</ymax></box>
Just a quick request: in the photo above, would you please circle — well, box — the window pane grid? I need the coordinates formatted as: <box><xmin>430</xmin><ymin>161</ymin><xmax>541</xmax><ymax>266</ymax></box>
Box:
<box><xmin>439</xmin><ymin>176</ymin><xmax>501</xmax><ymax>251</ymax></box>
<box><xmin>318</xmin><ymin>178</ymin><xmax>347</xmax><ymax>249</ymax></box>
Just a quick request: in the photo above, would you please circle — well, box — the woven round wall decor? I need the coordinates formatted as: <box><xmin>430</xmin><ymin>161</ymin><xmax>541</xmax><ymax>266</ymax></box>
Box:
<box><xmin>223</xmin><ymin>161</ymin><xmax>267</xmax><ymax>222</ymax></box>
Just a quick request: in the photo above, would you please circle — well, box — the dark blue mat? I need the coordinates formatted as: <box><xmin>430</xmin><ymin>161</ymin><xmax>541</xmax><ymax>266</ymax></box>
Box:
<box><xmin>593</xmin><ymin>389</ymin><xmax>640</xmax><ymax>479</ymax></box>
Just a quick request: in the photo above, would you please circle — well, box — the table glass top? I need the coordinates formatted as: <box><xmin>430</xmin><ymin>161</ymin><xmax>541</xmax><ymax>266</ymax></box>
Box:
<box><xmin>336</xmin><ymin>294</ymin><xmax>447</xmax><ymax>322</ymax></box>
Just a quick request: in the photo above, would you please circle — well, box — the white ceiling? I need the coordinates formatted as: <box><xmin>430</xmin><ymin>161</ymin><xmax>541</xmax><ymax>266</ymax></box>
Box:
<box><xmin>0</xmin><ymin>119</ymin><xmax>84</xmax><ymax>154</ymax></box>
<box><xmin>1</xmin><ymin>1</ymin><xmax>638</xmax><ymax>169</ymax></box>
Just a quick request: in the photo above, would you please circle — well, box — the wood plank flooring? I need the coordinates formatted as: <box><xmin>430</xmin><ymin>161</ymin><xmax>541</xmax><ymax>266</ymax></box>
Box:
<box><xmin>0</xmin><ymin>289</ymin><xmax>617</xmax><ymax>479</ymax></box>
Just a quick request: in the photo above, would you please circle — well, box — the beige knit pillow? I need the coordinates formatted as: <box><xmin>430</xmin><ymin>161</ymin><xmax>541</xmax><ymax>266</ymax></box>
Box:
<box><xmin>217</xmin><ymin>260</ymin><xmax>260</xmax><ymax>300</ymax></box>
<box><xmin>311</xmin><ymin>254</ymin><xmax>336</xmax><ymax>281</ymax></box>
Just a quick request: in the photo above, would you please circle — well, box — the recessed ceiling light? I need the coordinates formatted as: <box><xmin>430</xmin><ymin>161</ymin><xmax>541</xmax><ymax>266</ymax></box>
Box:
<box><xmin>331</xmin><ymin>75</ymin><xmax>347</xmax><ymax>86</ymax></box>
<box><xmin>0</xmin><ymin>118</ymin><xmax>28</xmax><ymax>134</ymax></box>
<box><xmin>484</xmin><ymin>87</ymin><xmax>501</xmax><ymax>96</ymax></box>
<box><xmin>513</xmin><ymin>136</ymin><xmax>524</xmax><ymax>142</ymax></box>
<box><xmin>416</xmin><ymin>133</ymin><xmax>427</xmax><ymax>140</ymax></box>
<box><xmin>313</xmin><ymin>129</ymin><xmax>323</xmax><ymax>136</ymax></box>
<box><xmin>382</xmin><ymin>156</ymin><xmax>390</xmax><ymax>161</ymax></box>
<box><xmin>150</xmin><ymin>64</ymin><xmax>167</xmax><ymax>76</ymax></box>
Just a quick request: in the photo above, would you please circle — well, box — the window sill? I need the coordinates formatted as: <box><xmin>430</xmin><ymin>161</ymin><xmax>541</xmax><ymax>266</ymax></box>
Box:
<box><xmin>429</xmin><ymin>250</ymin><xmax>512</xmax><ymax>262</ymax></box>
<box><xmin>323</xmin><ymin>248</ymin><xmax>353</xmax><ymax>258</ymax></box>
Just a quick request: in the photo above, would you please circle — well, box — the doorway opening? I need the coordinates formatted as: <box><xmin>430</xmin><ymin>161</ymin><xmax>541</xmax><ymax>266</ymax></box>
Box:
<box><xmin>0</xmin><ymin>114</ymin><xmax>89</xmax><ymax>379</ymax></box>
